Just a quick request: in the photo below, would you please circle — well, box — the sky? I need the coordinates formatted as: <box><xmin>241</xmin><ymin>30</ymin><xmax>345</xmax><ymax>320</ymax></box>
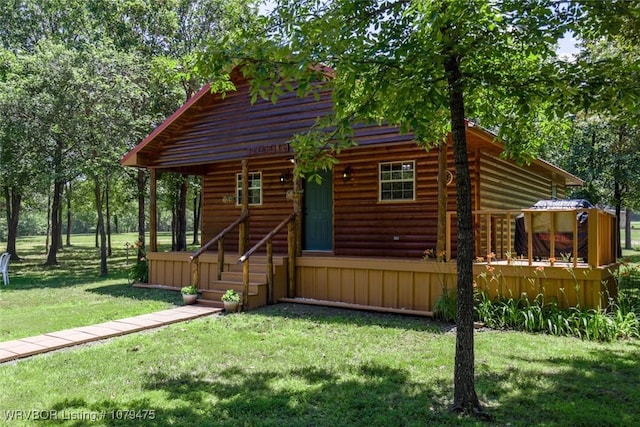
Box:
<box><xmin>257</xmin><ymin>1</ymin><xmax>581</xmax><ymax>57</ymax></box>
<box><xmin>557</xmin><ymin>32</ymin><xmax>581</xmax><ymax>57</ymax></box>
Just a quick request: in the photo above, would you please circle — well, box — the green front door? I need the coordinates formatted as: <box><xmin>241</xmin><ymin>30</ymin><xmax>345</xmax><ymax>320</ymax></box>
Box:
<box><xmin>303</xmin><ymin>170</ymin><xmax>333</xmax><ymax>251</ymax></box>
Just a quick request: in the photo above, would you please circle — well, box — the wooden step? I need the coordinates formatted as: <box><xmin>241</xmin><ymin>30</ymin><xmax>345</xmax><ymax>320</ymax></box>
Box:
<box><xmin>220</xmin><ymin>271</ymin><xmax>266</xmax><ymax>282</ymax></box>
<box><xmin>209</xmin><ymin>280</ymin><xmax>266</xmax><ymax>292</ymax></box>
<box><xmin>200</xmin><ymin>288</ymin><xmax>257</xmax><ymax>300</ymax></box>
<box><xmin>194</xmin><ymin>299</ymin><xmax>224</xmax><ymax>309</ymax></box>
<box><xmin>199</xmin><ymin>289</ymin><xmax>266</xmax><ymax>311</ymax></box>
<box><xmin>227</xmin><ymin>263</ymin><xmax>270</xmax><ymax>274</ymax></box>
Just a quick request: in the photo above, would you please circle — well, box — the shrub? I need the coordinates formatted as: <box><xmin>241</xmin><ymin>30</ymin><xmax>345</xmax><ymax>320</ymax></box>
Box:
<box><xmin>473</xmin><ymin>290</ymin><xmax>640</xmax><ymax>342</ymax></box>
<box><xmin>127</xmin><ymin>241</ymin><xmax>148</xmax><ymax>284</ymax></box>
<box><xmin>433</xmin><ymin>288</ymin><xmax>457</xmax><ymax>322</ymax></box>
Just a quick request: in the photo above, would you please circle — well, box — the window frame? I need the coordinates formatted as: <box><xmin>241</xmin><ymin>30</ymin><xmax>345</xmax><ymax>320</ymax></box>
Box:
<box><xmin>236</xmin><ymin>171</ymin><xmax>263</xmax><ymax>206</ymax></box>
<box><xmin>378</xmin><ymin>160</ymin><xmax>416</xmax><ymax>202</ymax></box>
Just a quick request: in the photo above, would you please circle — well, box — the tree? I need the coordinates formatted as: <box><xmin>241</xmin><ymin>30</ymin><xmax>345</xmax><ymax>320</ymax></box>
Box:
<box><xmin>198</xmin><ymin>0</ymin><xmax>587</xmax><ymax>416</ymax></box>
<box><xmin>151</xmin><ymin>0</ymin><xmax>260</xmax><ymax>251</ymax></box>
<box><xmin>544</xmin><ymin>25</ymin><xmax>640</xmax><ymax>254</ymax></box>
<box><xmin>0</xmin><ymin>49</ymin><xmax>42</xmax><ymax>259</ymax></box>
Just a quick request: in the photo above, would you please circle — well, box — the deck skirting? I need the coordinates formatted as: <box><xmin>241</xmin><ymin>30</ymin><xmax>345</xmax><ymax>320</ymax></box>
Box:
<box><xmin>147</xmin><ymin>252</ymin><xmax>618</xmax><ymax>312</ymax></box>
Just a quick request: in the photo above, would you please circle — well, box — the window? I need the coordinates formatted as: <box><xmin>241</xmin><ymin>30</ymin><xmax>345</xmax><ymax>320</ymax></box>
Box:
<box><xmin>379</xmin><ymin>161</ymin><xmax>415</xmax><ymax>201</ymax></box>
<box><xmin>236</xmin><ymin>172</ymin><xmax>262</xmax><ymax>205</ymax></box>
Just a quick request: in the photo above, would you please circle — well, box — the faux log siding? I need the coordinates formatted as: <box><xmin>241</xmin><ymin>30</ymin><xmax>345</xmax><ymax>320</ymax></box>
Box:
<box><xmin>477</xmin><ymin>151</ymin><xmax>565</xmax><ymax>211</ymax></box>
<box><xmin>474</xmin><ymin>150</ymin><xmax>567</xmax><ymax>257</ymax></box>
<box><xmin>202</xmin><ymin>156</ymin><xmax>295</xmax><ymax>255</ymax></box>
<box><xmin>333</xmin><ymin>142</ymin><xmax>463</xmax><ymax>258</ymax></box>
<box><xmin>199</xmin><ymin>142</ymin><xmax>474</xmax><ymax>259</ymax></box>
<box><xmin>147</xmin><ymin>81</ymin><xmax>334</xmax><ymax>168</ymax></box>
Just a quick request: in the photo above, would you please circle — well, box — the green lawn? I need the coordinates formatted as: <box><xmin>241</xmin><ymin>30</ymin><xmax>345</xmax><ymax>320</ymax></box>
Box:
<box><xmin>0</xmin><ymin>234</ymin><xmax>639</xmax><ymax>426</ymax></box>
<box><xmin>0</xmin><ymin>233</ymin><xmax>194</xmax><ymax>341</ymax></box>
<box><xmin>0</xmin><ymin>304</ymin><xmax>638</xmax><ymax>426</ymax></box>
<box><xmin>621</xmin><ymin>221</ymin><xmax>640</xmax><ymax>248</ymax></box>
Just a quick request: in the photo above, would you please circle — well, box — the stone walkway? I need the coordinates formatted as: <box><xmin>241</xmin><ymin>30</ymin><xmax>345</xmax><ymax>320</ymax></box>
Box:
<box><xmin>0</xmin><ymin>305</ymin><xmax>221</xmax><ymax>363</ymax></box>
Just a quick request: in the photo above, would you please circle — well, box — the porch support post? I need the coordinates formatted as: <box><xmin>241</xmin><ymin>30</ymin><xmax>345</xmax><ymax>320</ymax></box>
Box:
<box><xmin>485</xmin><ymin>213</ymin><xmax>492</xmax><ymax>262</ymax></box>
<box><xmin>239</xmin><ymin>159</ymin><xmax>249</xmax><ymax>255</ymax></box>
<box><xmin>549</xmin><ymin>211</ymin><xmax>556</xmax><ymax>261</ymax></box>
<box><xmin>217</xmin><ymin>239</ymin><xmax>224</xmax><ymax>280</ymax></box>
<box><xmin>436</xmin><ymin>140</ymin><xmax>447</xmax><ymax>261</ymax></box>
<box><xmin>289</xmin><ymin>171</ymin><xmax>301</xmax><ymax>297</ymax></box>
<box><xmin>446</xmin><ymin>212</ymin><xmax>452</xmax><ymax>261</ymax></box>
<box><xmin>573</xmin><ymin>212</ymin><xmax>579</xmax><ymax>268</ymax></box>
<box><xmin>588</xmin><ymin>208</ymin><xmax>598</xmax><ymax>267</ymax></box>
<box><xmin>149</xmin><ymin>168</ymin><xmax>158</xmax><ymax>252</ymax></box>
<box><xmin>507</xmin><ymin>212</ymin><xmax>512</xmax><ymax>257</ymax></box>
<box><xmin>293</xmin><ymin>175</ymin><xmax>302</xmax><ymax>257</ymax></box>
<box><xmin>526</xmin><ymin>211</ymin><xmax>533</xmax><ymax>266</ymax></box>
<box><xmin>267</xmin><ymin>240</ymin><xmax>274</xmax><ymax>304</ymax></box>
<box><xmin>288</xmin><ymin>221</ymin><xmax>296</xmax><ymax>298</ymax></box>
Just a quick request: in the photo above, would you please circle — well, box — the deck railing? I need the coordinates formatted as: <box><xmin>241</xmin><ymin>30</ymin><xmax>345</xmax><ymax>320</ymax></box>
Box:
<box><xmin>189</xmin><ymin>212</ymin><xmax>249</xmax><ymax>288</ymax></box>
<box><xmin>238</xmin><ymin>212</ymin><xmax>297</xmax><ymax>306</ymax></box>
<box><xmin>446</xmin><ymin>207</ymin><xmax>617</xmax><ymax>267</ymax></box>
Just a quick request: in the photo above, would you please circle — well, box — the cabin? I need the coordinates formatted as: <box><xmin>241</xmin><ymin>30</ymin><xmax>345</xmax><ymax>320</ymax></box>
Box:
<box><xmin>121</xmin><ymin>70</ymin><xmax>618</xmax><ymax>315</ymax></box>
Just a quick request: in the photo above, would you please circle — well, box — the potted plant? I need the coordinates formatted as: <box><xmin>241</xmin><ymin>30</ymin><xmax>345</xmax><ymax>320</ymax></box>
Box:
<box><xmin>221</xmin><ymin>289</ymin><xmax>240</xmax><ymax>312</ymax></box>
<box><xmin>181</xmin><ymin>285</ymin><xmax>198</xmax><ymax>305</ymax></box>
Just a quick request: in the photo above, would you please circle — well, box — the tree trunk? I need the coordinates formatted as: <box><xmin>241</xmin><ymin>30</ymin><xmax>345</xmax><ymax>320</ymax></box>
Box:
<box><xmin>94</xmin><ymin>176</ymin><xmax>108</xmax><ymax>276</ymax></box>
<box><xmin>171</xmin><ymin>202</ymin><xmax>177</xmax><ymax>250</ymax></box>
<box><xmin>149</xmin><ymin>169</ymin><xmax>158</xmax><ymax>252</ymax></box>
<box><xmin>614</xmin><ymin>179</ymin><xmax>622</xmax><ymax>258</ymax></box>
<box><xmin>4</xmin><ymin>185</ymin><xmax>22</xmax><ymax>261</ymax></box>
<box><xmin>137</xmin><ymin>169</ymin><xmax>146</xmax><ymax>259</ymax></box>
<box><xmin>625</xmin><ymin>208</ymin><xmax>632</xmax><ymax>250</ymax></box>
<box><xmin>446</xmin><ymin>53</ymin><xmax>483</xmax><ymax>416</ymax></box>
<box><xmin>58</xmin><ymin>195</ymin><xmax>63</xmax><ymax>250</ymax></box>
<box><xmin>176</xmin><ymin>175</ymin><xmax>188</xmax><ymax>251</ymax></box>
<box><xmin>66</xmin><ymin>181</ymin><xmax>72</xmax><ymax>247</ymax></box>
<box><xmin>106</xmin><ymin>179</ymin><xmax>112</xmax><ymax>257</ymax></box>
<box><xmin>45</xmin><ymin>179</ymin><xmax>65</xmax><ymax>266</ymax></box>
<box><xmin>45</xmin><ymin>192</ymin><xmax>51</xmax><ymax>254</ymax></box>
<box><xmin>192</xmin><ymin>183</ymin><xmax>201</xmax><ymax>245</ymax></box>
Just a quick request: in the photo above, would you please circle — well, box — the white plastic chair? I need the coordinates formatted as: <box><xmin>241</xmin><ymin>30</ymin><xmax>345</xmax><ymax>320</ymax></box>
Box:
<box><xmin>0</xmin><ymin>252</ymin><xmax>10</xmax><ymax>285</ymax></box>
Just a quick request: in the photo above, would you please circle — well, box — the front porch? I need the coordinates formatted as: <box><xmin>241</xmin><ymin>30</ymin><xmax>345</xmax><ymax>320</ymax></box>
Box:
<box><xmin>143</xmin><ymin>202</ymin><xmax>618</xmax><ymax>313</ymax></box>
<box><xmin>145</xmin><ymin>250</ymin><xmax>618</xmax><ymax>315</ymax></box>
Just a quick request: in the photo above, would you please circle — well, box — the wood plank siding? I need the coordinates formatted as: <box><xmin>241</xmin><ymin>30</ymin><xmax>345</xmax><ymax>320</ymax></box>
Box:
<box><xmin>199</xmin><ymin>141</ymin><xmax>463</xmax><ymax>259</ymax></box>
<box><xmin>126</xmin><ymin>78</ymin><xmax>334</xmax><ymax>169</ymax></box>
<box><xmin>202</xmin><ymin>157</ymin><xmax>296</xmax><ymax>255</ymax></box>
<box><xmin>123</xmin><ymin>73</ymin><xmax>614</xmax><ymax>313</ymax></box>
<box><xmin>477</xmin><ymin>151</ymin><xmax>566</xmax><ymax>212</ymax></box>
<box><xmin>197</xmin><ymin>138</ymin><xmax>572</xmax><ymax>260</ymax></box>
<box><xmin>333</xmin><ymin>142</ymin><xmax>459</xmax><ymax>258</ymax></box>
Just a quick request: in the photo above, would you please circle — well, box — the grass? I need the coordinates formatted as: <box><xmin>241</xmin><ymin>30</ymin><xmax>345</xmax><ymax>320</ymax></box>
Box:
<box><xmin>621</xmin><ymin>221</ymin><xmax>640</xmax><ymax>248</ymax></box>
<box><xmin>0</xmin><ymin>233</ymin><xmax>195</xmax><ymax>341</ymax></box>
<box><xmin>0</xmin><ymin>304</ymin><xmax>639</xmax><ymax>426</ymax></box>
<box><xmin>0</xmin><ymin>234</ymin><xmax>639</xmax><ymax>425</ymax></box>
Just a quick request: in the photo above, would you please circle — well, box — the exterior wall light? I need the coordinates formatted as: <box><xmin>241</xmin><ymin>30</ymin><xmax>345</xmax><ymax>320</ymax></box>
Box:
<box><xmin>342</xmin><ymin>165</ymin><xmax>353</xmax><ymax>181</ymax></box>
<box><xmin>280</xmin><ymin>171</ymin><xmax>291</xmax><ymax>184</ymax></box>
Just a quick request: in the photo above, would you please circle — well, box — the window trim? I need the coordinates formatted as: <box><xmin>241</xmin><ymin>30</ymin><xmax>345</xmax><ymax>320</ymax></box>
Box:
<box><xmin>236</xmin><ymin>171</ymin><xmax>263</xmax><ymax>206</ymax></box>
<box><xmin>378</xmin><ymin>160</ymin><xmax>416</xmax><ymax>202</ymax></box>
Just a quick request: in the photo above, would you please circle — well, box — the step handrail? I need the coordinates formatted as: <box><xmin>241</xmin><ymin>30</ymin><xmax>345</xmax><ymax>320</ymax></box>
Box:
<box><xmin>237</xmin><ymin>212</ymin><xmax>297</xmax><ymax>306</ymax></box>
<box><xmin>189</xmin><ymin>212</ymin><xmax>249</xmax><ymax>287</ymax></box>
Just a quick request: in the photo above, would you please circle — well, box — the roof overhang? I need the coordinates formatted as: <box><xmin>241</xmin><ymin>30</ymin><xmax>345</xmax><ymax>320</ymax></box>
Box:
<box><xmin>120</xmin><ymin>83</ymin><xmax>212</xmax><ymax>168</ymax></box>
<box><xmin>466</xmin><ymin>122</ymin><xmax>583</xmax><ymax>187</ymax></box>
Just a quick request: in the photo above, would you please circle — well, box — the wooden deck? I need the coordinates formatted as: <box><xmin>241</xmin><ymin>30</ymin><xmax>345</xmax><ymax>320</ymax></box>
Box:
<box><xmin>295</xmin><ymin>256</ymin><xmax>617</xmax><ymax>311</ymax></box>
<box><xmin>146</xmin><ymin>251</ymin><xmax>618</xmax><ymax>314</ymax></box>
<box><xmin>143</xmin><ymin>206</ymin><xmax>619</xmax><ymax>314</ymax></box>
